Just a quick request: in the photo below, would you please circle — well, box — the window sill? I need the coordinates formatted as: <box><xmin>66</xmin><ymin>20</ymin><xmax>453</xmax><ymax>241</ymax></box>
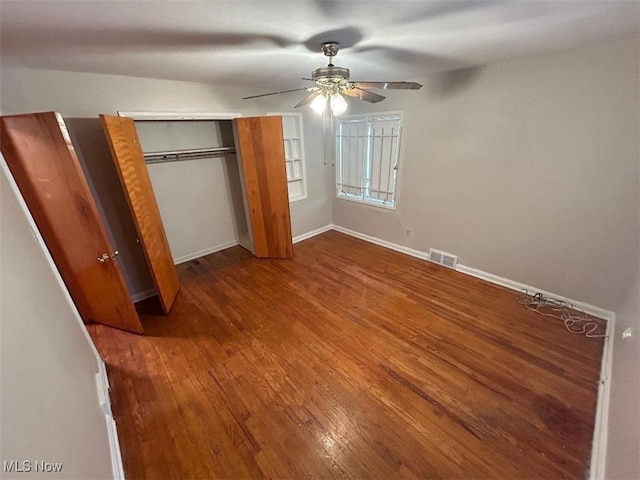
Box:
<box><xmin>336</xmin><ymin>194</ymin><xmax>396</xmax><ymax>211</ymax></box>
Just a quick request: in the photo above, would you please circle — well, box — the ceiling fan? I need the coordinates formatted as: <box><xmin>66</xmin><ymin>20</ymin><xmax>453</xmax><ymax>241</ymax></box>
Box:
<box><xmin>242</xmin><ymin>42</ymin><xmax>423</xmax><ymax>115</ymax></box>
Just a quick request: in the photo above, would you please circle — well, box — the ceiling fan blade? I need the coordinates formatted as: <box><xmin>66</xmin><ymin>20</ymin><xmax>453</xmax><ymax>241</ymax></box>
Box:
<box><xmin>242</xmin><ymin>87</ymin><xmax>309</xmax><ymax>100</ymax></box>
<box><xmin>344</xmin><ymin>87</ymin><xmax>386</xmax><ymax>103</ymax></box>
<box><xmin>294</xmin><ymin>91</ymin><xmax>321</xmax><ymax>108</ymax></box>
<box><xmin>352</xmin><ymin>81</ymin><xmax>423</xmax><ymax>90</ymax></box>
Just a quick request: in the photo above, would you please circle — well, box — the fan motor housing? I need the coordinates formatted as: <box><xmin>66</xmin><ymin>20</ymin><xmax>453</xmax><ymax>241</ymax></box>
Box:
<box><xmin>312</xmin><ymin>66</ymin><xmax>350</xmax><ymax>82</ymax></box>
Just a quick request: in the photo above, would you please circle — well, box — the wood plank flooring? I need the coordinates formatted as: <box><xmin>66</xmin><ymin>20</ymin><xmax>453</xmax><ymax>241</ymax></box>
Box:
<box><xmin>87</xmin><ymin>230</ymin><xmax>605</xmax><ymax>479</ymax></box>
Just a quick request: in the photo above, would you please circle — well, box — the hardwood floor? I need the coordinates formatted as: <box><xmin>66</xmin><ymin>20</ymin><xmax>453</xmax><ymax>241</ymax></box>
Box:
<box><xmin>87</xmin><ymin>231</ymin><xmax>605</xmax><ymax>479</ymax></box>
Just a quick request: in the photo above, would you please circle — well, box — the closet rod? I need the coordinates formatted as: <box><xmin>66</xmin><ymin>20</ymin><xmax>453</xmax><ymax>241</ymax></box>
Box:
<box><xmin>144</xmin><ymin>146</ymin><xmax>236</xmax><ymax>164</ymax></box>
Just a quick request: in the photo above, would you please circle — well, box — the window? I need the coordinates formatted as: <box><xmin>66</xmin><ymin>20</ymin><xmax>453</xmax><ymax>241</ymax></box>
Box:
<box><xmin>268</xmin><ymin>112</ymin><xmax>307</xmax><ymax>203</ymax></box>
<box><xmin>336</xmin><ymin>112</ymin><xmax>403</xmax><ymax>208</ymax></box>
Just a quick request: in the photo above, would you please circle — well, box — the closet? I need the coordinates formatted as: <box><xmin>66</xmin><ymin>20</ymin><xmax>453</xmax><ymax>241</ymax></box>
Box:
<box><xmin>118</xmin><ymin>116</ymin><xmax>248</xmax><ymax>265</ymax></box>
<box><xmin>0</xmin><ymin>111</ymin><xmax>294</xmax><ymax>335</ymax></box>
<box><xmin>109</xmin><ymin>113</ymin><xmax>294</xmax><ymax>260</ymax></box>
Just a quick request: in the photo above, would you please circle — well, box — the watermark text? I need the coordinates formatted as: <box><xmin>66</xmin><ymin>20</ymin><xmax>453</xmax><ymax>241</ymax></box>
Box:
<box><xmin>3</xmin><ymin>460</ymin><xmax>63</xmax><ymax>473</ymax></box>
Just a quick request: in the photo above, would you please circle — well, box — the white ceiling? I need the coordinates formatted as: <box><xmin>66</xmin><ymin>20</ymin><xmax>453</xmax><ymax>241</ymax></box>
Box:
<box><xmin>1</xmin><ymin>0</ymin><xmax>638</xmax><ymax>93</ymax></box>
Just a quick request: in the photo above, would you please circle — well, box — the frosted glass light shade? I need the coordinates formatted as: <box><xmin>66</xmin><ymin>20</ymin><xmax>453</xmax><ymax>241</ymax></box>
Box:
<box><xmin>330</xmin><ymin>94</ymin><xmax>348</xmax><ymax>116</ymax></box>
<box><xmin>310</xmin><ymin>95</ymin><xmax>327</xmax><ymax>114</ymax></box>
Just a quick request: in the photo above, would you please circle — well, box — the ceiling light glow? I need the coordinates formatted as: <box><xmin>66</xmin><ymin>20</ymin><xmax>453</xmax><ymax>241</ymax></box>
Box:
<box><xmin>310</xmin><ymin>94</ymin><xmax>327</xmax><ymax>114</ymax></box>
<box><xmin>330</xmin><ymin>93</ymin><xmax>348</xmax><ymax>116</ymax></box>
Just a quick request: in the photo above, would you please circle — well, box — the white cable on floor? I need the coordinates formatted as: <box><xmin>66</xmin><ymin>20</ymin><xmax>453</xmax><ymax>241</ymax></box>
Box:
<box><xmin>517</xmin><ymin>290</ymin><xmax>607</xmax><ymax>338</ymax></box>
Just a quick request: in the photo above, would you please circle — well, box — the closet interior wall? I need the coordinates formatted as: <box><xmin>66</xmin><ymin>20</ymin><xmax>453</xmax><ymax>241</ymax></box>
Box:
<box><xmin>134</xmin><ymin>120</ymin><xmax>250</xmax><ymax>265</ymax></box>
<box><xmin>66</xmin><ymin>118</ymin><xmax>155</xmax><ymax>301</ymax></box>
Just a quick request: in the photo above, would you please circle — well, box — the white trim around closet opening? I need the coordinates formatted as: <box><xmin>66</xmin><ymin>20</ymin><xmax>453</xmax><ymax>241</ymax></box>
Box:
<box><xmin>117</xmin><ymin>112</ymin><xmax>242</xmax><ymax>121</ymax></box>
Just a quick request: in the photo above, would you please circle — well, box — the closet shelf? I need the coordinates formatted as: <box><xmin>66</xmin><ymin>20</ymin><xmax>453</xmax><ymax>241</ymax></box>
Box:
<box><xmin>144</xmin><ymin>146</ymin><xmax>236</xmax><ymax>164</ymax></box>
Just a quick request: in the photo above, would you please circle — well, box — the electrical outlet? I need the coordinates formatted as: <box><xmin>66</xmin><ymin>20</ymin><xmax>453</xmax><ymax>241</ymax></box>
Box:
<box><xmin>622</xmin><ymin>327</ymin><xmax>634</xmax><ymax>340</ymax></box>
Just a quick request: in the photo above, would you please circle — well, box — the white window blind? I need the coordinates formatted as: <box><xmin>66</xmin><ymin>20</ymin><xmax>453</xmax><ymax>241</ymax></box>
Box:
<box><xmin>268</xmin><ymin>112</ymin><xmax>307</xmax><ymax>203</ymax></box>
<box><xmin>336</xmin><ymin>113</ymin><xmax>402</xmax><ymax>208</ymax></box>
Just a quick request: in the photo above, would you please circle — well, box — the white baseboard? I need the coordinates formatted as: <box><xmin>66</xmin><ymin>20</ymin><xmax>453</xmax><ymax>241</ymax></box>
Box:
<box><xmin>456</xmin><ymin>263</ymin><xmax>615</xmax><ymax>479</ymax></box>
<box><xmin>173</xmin><ymin>240</ymin><xmax>239</xmax><ymax>265</ymax></box>
<box><xmin>95</xmin><ymin>361</ymin><xmax>111</xmax><ymax>416</ymax></box>
<box><xmin>331</xmin><ymin>225</ymin><xmax>431</xmax><ymax>261</ymax></box>
<box><xmin>166</xmin><ymin>226</ymin><xmax>334</xmax><ymax>264</ymax></box>
<box><xmin>95</xmin><ymin>360</ymin><xmax>125</xmax><ymax>480</ymax></box>
<box><xmin>330</xmin><ymin>224</ymin><xmax>614</xmax><ymax>478</ymax></box>
<box><xmin>107</xmin><ymin>412</ymin><xmax>125</xmax><ymax>480</ymax></box>
<box><xmin>333</xmin><ymin>225</ymin><xmax>614</xmax><ymax>320</ymax></box>
<box><xmin>238</xmin><ymin>239</ymin><xmax>253</xmax><ymax>253</ymax></box>
<box><xmin>131</xmin><ymin>288</ymin><xmax>156</xmax><ymax>303</ymax></box>
<box><xmin>455</xmin><ymin>264</ymin><xmax>614</xmax><ymax>322</ymax></box>
<box><xmin>589</xmin><ymin>317</ymin><xmax>615</xmax><ymax>480</ymax></box>
<box><xmin>130</xmin><ymin>240</ymin><xmax>246</xmax><ymax>300</ymax></box>
<box><xmin>159</xmin><ymin>225</ymin><xmax>335</xmax><ymax>268</ymax></box>
<box><xmin>293</xmin><ymin>224</ymin><xmax>334</xmax><ymax>244</ymax></box>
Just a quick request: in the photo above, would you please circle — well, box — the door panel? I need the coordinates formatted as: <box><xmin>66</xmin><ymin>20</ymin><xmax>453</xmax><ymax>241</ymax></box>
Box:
<box><xmin>233</xmin><ymin>116</ymin><xmax>293</xmax><ymax>259</ymax></box>
<box><xmin>0</xmin><ymin>112</ymin><xmax>144</xmax><ymax>333</ymax></box>
<box><xmin>100</xmin><ymin>114</ymin><xmax>179</xmax><ymax>313</ymax></box>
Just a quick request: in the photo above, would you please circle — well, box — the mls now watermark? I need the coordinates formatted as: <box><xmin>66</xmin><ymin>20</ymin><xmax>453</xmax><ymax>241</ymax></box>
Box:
<box><xmin>4</xmin><ymin>460</ymin><xmax>63</xmax><ymax>473</ymax></box>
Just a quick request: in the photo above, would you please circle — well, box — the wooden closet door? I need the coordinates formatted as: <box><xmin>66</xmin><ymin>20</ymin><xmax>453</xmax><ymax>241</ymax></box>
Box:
<box><xmin>100</xmin><ymin>114</ymin><xmax>179</xmax><ymax>314</ymax></box>
<box><xmin>0</xmin><ymin>112</ymin><xmax>144</xmax><ymax>334</ymax></box>
<box><xmin>233</xmin><ymin>116</ymin><xmax>293</xmax><ymax>259</ymax></box>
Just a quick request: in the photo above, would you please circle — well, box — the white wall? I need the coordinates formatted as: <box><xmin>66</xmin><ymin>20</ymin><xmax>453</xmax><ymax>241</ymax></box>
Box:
<box><xmin>336</xmin><ymin>33</ymin><xmax>639</xmax><ymax>313</ymax></box>
<box><xmin>0</xmin><ymin>67</ymin><xmax>334</xmax><ymax>295</ymax></box>
<box><xmin>0</xmin><ymin>163</ymin><xmax>114</xmax><ymax>479</ymax></box>
<box><xmin>335</xmin><ymin>32</ymin><xmax>640</xmax><ymax>479</ymax></box>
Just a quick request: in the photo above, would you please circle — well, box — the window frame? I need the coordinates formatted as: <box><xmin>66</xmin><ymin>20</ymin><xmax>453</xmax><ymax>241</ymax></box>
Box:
<box><xmin>267</xmin><ymin>112</ymin><xmax>308</xmax><ymax>203</ymax></box>
<box><xmin>335</xmin><ymin>111</ymin><xmax>404</xmax><ymax>210</ymax></box>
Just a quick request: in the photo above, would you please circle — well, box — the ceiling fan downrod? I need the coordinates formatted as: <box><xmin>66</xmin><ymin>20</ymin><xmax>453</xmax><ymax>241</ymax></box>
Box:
<box><xmin>321</xmin><ymin>42</ymin><xmax>340</xmax><ymax>67</ymax></box>
<box><xmin>312</xmin><ymin>42</ymin><xmax>350</xmax><ymax>84</ymax></box>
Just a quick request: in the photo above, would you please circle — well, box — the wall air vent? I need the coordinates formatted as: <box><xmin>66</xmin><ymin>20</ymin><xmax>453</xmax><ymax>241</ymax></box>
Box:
<box><xmin>428</xmin><ymin>248</ymin><xmax>459</xmax><ymax>269</ymax></box>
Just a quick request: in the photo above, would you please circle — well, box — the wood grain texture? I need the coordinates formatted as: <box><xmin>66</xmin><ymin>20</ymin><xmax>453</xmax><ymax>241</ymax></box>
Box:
<box><xmin>1</xmin><ymin>112</ymin><xmax>143</xmax><ymax>333</ymax></box>
<box><xmin>100</xmin><ymin>114</ymin><xmax>179</xmax><ymax>314</ymax></box>
<box><xmin>88</xmin><ymin>231</ymin><xmax>604</xmax><ymax>479</ymax></box>
<box><xmin>233</xmin><ymin>116</ymin><xmax>293</xmax><ymax>259</ymax></box>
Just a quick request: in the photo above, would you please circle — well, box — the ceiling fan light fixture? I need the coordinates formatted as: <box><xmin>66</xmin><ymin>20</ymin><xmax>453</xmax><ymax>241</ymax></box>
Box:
<box><xmin>310</xmin><ymin>94</ymin><xmax>327</xmax><ymax>114</ymax></box>
<box><xmin>330</xmin><ymin>93</ymin><xmax>348</xmax><ymax>116</ymax></box>
<box><xmin>242</xmin><ymin>41</ymin><xmax>422</xmax><ymax>110</ymax></box>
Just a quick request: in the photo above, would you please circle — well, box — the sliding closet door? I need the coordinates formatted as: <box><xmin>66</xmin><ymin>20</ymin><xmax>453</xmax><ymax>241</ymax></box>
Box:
<box><xmin>233</xmin><ymin>116</ymin><xmax>293</xmax><ymax>259</ymax></box>
<box><xmin>100</xmin><ymin>114</ymin><xmax>179</xmax><ymax>314</ymax></box>
<box><xmin>0</xmin><ymin>112</ymin><xmax>144</xmax><ymax>333</ymax></box>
